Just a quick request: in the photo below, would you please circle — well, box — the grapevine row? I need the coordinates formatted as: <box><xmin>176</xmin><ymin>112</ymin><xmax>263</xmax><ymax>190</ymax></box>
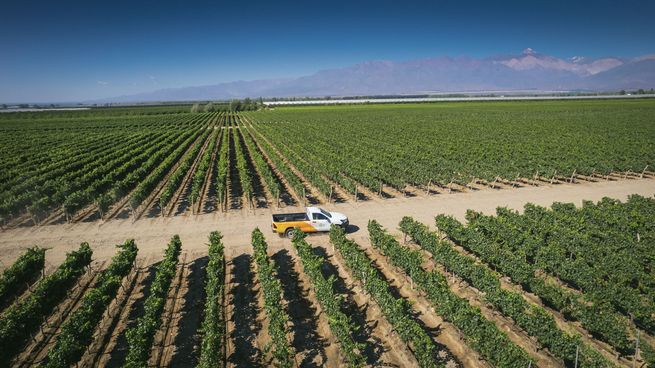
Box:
<box><xmin>42</xmin><ymin>240</ymin><xmax>138</xmax><ymax>368</ymax></box>
<box><xmin>124</xmin><ymin>235</ymin><xmax>182</xmax><ymax>367</ymax></box>
<box><xmin>240</xmin><ymin>118</ymin><xmax>305</xmax><ymax>202</ymax></box>
<box><xmin>291</xmin><ymin>232</ymin><xmax>365</xmax><ymax>367</ymax></box>
<box><xmin>247</xmin><ymin>116</ymin><xmax>332</xmax><ymax>197</ymax></box>
<box><xmin>129</xmin><ymin>120</ymin><xmax>213</xmax><ymax>211</ymax></box>
<box><xmin>232</xmin><ymin>122</ymin><xmax>253</xmax><ymax>206</ymax></box>
<box><xmin>0</xmin><ymin>246</ymin><xmax>45</xmax><ymax>310</ymax></box>
<box><xmin>251</xmin><ymin>228</ymin><xmax>294</xmax><ymax>367</ymax></box>
<box><xmin>158</xmin><ymin>126</ymin><xmax>212</xmax><ymax>209</ymax></box>
<box><xmin>236</xmin><ymin>115</ymin><xmax>282</xmax><ymax>201</ymax></box>
<box><xmin>0</xmin><ymin>243</ymin><xmax>93</xmax><ymax>366</ymax></box>
<box><xmin>397</xmin><ymin>217</ymin><xmax>611</xmax><ymax>367</ymax></box>
<box><xmin>436</xmin><ymin>211</ymin><xmax>655</xmax><ymax>364</ymax></box>
<box><xmin>197</xmin><ymin>231</ymin><xmax>226</xmax><ymax>368</ymax></box>
<box><xmin>329</xmin><ymin>225</ymin><xmax>445</xmax><ymax>368</ymax></box>
<box><xmin>365</xmin><ymin>221</ymin><xmax>533</xmax><ymax>368</ymax></box>
<box><xmin>190</xmin><ymin>127</ymin><xmax>219</xmax><ymax>209</ymax></box>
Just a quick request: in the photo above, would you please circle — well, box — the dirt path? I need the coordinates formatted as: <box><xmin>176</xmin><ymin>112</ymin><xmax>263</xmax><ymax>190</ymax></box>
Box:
<box><xmin>0</xmin><ymin>178</ymin><xmax>653</xmax><ymax>266</ymax></box>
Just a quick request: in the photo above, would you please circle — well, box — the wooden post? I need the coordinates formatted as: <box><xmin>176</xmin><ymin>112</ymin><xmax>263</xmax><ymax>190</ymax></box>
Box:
<box><xmin>303</xmin><ymin>187</ymin><xmax>306</xmax><ymax>206</ymax></box>
<box><xmin>379</xmin><ymin>180</ymin><xmax>383</xmax><ymax>197</ymax></box>
<box><xmin>633</xmin><ymin>330</ymin><xmax>640</xmax><ymax>368</ymax></box>
<box><xmin>550</xmin><ymin>171</ymin><xmax>556</xmax><ymax>185</ymax></box>
<box><xmin>570</xmin><ymin>169</ymin><xmax>576</xmax><ymax>183</ymax></box>
<box><xmin>354</xmin><ymin>186</ymin><xmax>358</xmax><ymax>202</ymax></box>
<box><xmin>574</xmin><ymin>345</ymin><xmax>579</xmax><ymax>368</ymax></box>
<box><xmin>426</xmin><ymin>180</ymin><xmax>431</xmax><ymax>195</ymax></box>
<box><xmin>328</xmin><ymin>186</ymin><xmax>333</xmax><ymax>203</ymax></box>
<box><xmin>641</xmin><ymin>165</ymin><xmax>649</xmax><ymax>178</ymax></box>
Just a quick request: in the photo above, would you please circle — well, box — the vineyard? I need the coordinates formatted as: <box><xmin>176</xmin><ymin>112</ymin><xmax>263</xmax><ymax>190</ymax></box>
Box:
<box><xmin>1</xmin><ymin>100</ymin><xmax>654</xmax><ymax>227</ymax></box>
<box><xmin>0</xmin><ymin>194</ymin><xmax>653</xmax><ymax>367</ymax></box>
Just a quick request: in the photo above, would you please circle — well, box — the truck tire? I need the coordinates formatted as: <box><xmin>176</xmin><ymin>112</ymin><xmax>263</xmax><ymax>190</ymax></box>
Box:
<box><xmin>284</xmin><ymin>228</ymin><xmax>296</xmax><ymax>239</ymax></box>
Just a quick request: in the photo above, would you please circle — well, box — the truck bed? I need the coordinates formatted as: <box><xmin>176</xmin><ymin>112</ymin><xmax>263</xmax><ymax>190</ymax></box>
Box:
<box><xmin>272</xmin><ymin>212</ymin><xmax>308</xmax><ymax>222</ymax></box>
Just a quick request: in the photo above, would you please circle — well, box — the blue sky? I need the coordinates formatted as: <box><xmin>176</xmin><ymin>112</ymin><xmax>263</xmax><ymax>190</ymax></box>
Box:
<box><xmin>1</xmin><ymin>0</ymin><xmax>654</xmax><ymax>103</ymax></box>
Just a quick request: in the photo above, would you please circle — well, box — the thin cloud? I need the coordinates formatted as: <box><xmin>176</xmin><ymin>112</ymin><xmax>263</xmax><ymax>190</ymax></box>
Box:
<box><xmin>97</xmin><ymin>80</ymin><xmax>109</xmax><ymax>86</ymax></box>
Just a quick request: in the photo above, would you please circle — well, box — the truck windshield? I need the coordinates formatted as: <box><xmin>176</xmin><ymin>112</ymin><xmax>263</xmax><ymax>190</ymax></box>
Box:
<box><xmin>319</xmin><ymin>208</ymin><xmax>332</xmax><ymax>218</ymax></box>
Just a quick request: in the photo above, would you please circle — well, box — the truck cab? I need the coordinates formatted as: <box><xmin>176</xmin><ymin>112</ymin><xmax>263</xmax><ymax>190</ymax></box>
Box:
<box><xmin>272</xmin><ymin>207</ymin><xmax>349</xmax><ymax>238</ymax></box>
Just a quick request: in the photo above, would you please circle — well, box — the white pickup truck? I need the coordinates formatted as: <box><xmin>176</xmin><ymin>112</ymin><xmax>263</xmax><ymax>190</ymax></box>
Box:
<box><xmin>271</xmin><ymin>207</ymin><xmax>349</xmax><ymax>238</ymax></box>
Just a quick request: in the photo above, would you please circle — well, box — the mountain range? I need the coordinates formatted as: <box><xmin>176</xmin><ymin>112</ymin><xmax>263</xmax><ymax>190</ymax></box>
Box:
<box><xmin>102</xmin><ymin>49</ymin><xmax>655</xmax><ymax>102</ymax></box>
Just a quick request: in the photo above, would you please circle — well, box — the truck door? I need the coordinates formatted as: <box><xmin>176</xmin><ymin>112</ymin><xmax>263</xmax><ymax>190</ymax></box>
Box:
<box><xmin>311</xmin><ymin>213</ymin><xmax>331</xmax><ymax>231</ymax></box>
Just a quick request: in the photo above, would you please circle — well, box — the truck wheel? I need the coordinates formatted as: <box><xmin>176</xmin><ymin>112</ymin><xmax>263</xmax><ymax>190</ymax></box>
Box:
<box><xmin>285</xmin><ymin>228</ymin><xmax>296</xmax><ymax>239</ymax></box>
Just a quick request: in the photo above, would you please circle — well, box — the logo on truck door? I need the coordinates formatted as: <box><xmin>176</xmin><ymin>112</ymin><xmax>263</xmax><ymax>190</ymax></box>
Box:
<box><xmin>312</xmin><ymin>213</ymin><xmax>331</xmax><ymax>231</ymax></box>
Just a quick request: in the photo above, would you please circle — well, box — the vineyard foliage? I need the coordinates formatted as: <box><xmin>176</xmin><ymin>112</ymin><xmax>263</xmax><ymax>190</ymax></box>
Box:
<box><xmin>330</xmin><ymin>226</ymin><xmax>448</xmax><ymax>368</ymax></box>
<box><xmin>251</xmin><ymin>228</ymin><xmax>294</xmax><ymax>367</ymax></box>
<box><xmin>198</xmin><ymin>231</ymin><xmax>226</xmax><ymax>368</ymax></box>
<box><xmin>1</xmin><ymin>100</ymin><xmax>654</xmax><ymax>223</ymax></box>
<box><xmin>435</xmin><ymin>194</ymin><xmax>655</xmax><ymax>365</ymax></box>
<box><xmin>366</xmin><ymin>221</ymin><xmax>533</xmax><ymax>368</ymax></box>
<box><xmin>0</xmin><ymin>246</ymin><xmax>45</xmax><ymax>309</ymax></box>
<box><xmin>124</xmin><ymin>235</ymin><xmax>182</xmax><ymax>367</ymax></box>
<box><xmin>0</xmin><ymin>243</ymin><xmax>92</xmax><ymax>366</ymax></box>
<box><xmin>396</xmin><ymin>218</ymin><xmax>610</xmax><ymax>367</ymax></box>
<box><xmin>291</xmin><ymin>232</ymin><xmax>365</xmax><ymax>367</ymax></box>
<box><xmin>42</xmin><ymin>240</ymin><xmax>138</xmax><ymax>368</ymax></box>
<box><xmin>248</xmin><ymin>100</ymin><xmax>655</xmax><ymax>188</ymax></box>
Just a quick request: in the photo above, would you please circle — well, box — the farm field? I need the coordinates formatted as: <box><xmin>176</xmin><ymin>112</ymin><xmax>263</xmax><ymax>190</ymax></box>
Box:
<box><xmin>1</xmin><ymin>99</ymin><xmax>655</xmax><ymax>368</ymax></box>
<box><xmin>1</xmin><ymin>100</ymin><xmax>655</xmax><ymax>228</ymax></box>
<box><xmin>0</xmin><ymin>194</ymin><xmax>654</xmax><ymax>367</ymax></box>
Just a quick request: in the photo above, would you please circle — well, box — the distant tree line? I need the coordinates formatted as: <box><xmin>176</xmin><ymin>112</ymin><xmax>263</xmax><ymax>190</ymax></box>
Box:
<box><xmin>190</xmin><ymin>98</ymin><xmax>263</xmax><ymax>113</ymax></box>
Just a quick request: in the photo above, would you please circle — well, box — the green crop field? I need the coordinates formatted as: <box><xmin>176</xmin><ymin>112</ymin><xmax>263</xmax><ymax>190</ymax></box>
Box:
<box><xmin>1</xmin><ymin>99</ymin><xmax>654</xmax><ymax>226</ymax></box>
<box><xmin>1</xmin><ymin>99</ymin><xmax>655</xmax><ymax>368</ymax></box>
<box><xmin>249</xmin><ymin>99</ymin><xmax>655</xmax><ymax>190</ymax></box>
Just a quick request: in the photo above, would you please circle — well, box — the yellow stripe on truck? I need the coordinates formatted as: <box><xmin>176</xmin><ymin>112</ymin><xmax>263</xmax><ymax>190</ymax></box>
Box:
<box><xmin>273</xmin><ymin>221</ymin><xmax>318</xmax><ymax>234</ymax></box>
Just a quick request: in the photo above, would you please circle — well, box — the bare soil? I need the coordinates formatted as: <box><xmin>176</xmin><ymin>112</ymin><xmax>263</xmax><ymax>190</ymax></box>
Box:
<box><xmin>1</xmin><ymin>178</ymin><xmax>652</xmax><ymax>267</ymax></box>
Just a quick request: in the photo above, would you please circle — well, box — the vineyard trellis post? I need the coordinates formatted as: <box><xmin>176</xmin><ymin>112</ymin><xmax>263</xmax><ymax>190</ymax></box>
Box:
<box><xmin>329</xmin><ymin>186</ymin><xmax>333</xmax><ymax>203</ymax></box>
<box><xmin>550</xmin><ymin>171</ymin><xmax>557</xmax><ymax>185</ymax></box>
<box><xmin>354</xmin><ymin>185</ymin><xmax>358</xmax><ymax>202</ymax></box>
<box><xmin>574</xmin><ymin>345</ymin><xmax>579</xmax><ymax>368</ymax></box>
<box><xmin>426</xmin><ymin>180</ymin><xmax>432</xmax><ymax>195</ymax></box>
<box><xmin>570</xmin><ymin>169</ymin><xmax>576</xmax><ymax>183</ymax></box>
<box><xmin>641</xmin><ymin>165</ymin><xmax>649</xmax><ymax>178</ymax></box>
<box><xmin>379</xmin><ymin>180</ymin><xmax>383</xmax><ymax>197</ymax></box>
<box><xmin>303</xmin><ymin>187</ymin><xmax>306</xmax><ymax>206</ymax></box>
<box><xmin>633</xmin><ymin>330</ymin><xmax>640</xmax><ymax>368</ymax></box>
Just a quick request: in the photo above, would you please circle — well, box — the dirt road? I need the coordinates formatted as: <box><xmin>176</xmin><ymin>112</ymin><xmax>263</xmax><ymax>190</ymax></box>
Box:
<box><xmin>1</xmin><ymin>178</ymin><xmax>654</xmax><ymax>267</ymax></box>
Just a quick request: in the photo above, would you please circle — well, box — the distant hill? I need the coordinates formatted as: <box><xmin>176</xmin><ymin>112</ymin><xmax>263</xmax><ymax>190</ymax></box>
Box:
<box><xmin>97</xmin><ymin>49</ymin><xmax>655</xmax><ymax>102</ymax></box>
